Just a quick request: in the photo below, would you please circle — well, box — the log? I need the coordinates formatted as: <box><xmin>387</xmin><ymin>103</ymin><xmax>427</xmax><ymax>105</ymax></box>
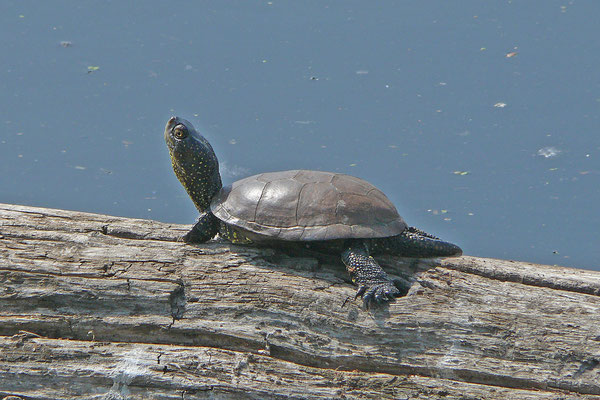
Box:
<box><xmin>0</xmin><ymin>202</ymin><xmax>599</xmax><ymax>399</ymax></box>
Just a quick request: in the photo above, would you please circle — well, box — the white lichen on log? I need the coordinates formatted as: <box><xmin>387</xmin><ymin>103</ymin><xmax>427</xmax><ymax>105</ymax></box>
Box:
<box><xmin>0</xmin><ymin>203</ymin><xmax>599</xmax><ymax>399</ymax></box>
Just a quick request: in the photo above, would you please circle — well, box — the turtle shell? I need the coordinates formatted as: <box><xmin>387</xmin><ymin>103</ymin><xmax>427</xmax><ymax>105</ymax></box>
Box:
<box><xmin>210</xmin><ymin>170</ymin><xmax>407</xmax><ymax>241</ymax></box>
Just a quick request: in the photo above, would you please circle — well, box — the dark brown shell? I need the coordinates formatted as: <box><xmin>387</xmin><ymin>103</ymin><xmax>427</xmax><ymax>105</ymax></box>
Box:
<box><xmin>210</xmin><ymin>170</ymin><xmax>407</xmax><ymax>241</ymax></box>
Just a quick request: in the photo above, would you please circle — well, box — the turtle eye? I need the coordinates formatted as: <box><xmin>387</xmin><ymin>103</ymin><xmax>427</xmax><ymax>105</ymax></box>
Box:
<box><xmin>173</xmin><ymin>124</ymin><xmax>188</xmax><ymax>140</ymax></box>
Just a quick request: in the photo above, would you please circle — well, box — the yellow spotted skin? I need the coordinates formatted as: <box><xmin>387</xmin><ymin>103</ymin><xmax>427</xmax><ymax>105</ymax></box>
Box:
<box><xmin>165</xmin><ymin>116</ymin><xmax>223</xmax><ymax>243</ymax></box>
<box><xmin>165</xmin><ymin>116</ymin><xmax>256</xmax><ymax>245</ymax></box>
<box><xmin>218</xmin><ymin>221</ymin><xmax>253</xmax><ymax>244</ymax></box>
<box><xmin>165</xmin><ymin>117</ymin><xmax>222</xmax><ymax>212</ymax></box>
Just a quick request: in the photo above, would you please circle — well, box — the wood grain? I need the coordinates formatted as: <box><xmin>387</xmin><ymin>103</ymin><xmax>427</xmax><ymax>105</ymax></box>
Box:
<box><xmin>1</xmin><ymin>203</ymin><xmax>598</xmax><ymax>399</ymax></box>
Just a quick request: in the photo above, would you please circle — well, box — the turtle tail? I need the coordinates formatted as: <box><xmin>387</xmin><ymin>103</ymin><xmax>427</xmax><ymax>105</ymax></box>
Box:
<box><xmin>371</xmin><ymin>227</ymin><xmax>462</xmax><ymax>258</ymax></box>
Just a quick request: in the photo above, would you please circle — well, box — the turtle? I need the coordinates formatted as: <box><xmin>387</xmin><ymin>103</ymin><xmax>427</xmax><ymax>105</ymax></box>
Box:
<box><xmin>165</xmin><ymin>116</ymin><xmax>462</xmax><ymax>306</ymax></box>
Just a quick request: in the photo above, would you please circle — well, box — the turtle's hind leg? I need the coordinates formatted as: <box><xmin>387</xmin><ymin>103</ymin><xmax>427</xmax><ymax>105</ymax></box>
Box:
<box><xmin>341</xmin><ymin>240</ymin><xmax>410</xmax><ymax>307</ymax></box>
<box><xmin>371</xmin><ymin>227</ymin><xmax>462</xmax><ymax>258</ymax></box>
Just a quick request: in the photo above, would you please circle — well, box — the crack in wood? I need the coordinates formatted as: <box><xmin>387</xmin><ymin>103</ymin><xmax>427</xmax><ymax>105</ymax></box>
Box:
<box><xmin>442</xmin><ymin>258</ymin><xmax>600</xmax><ymax>296</ymax></box>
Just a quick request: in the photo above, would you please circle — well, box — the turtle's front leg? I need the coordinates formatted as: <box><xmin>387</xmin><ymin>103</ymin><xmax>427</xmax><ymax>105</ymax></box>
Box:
<box><xmin>341</xmin><ymin>240</ymin><xmax>409</xmax><ymax>307</ymax></box>
<box><xmin>182</xmin><ymin>211</ymin><xmax>219</xmax><ymax>243</ymax></box>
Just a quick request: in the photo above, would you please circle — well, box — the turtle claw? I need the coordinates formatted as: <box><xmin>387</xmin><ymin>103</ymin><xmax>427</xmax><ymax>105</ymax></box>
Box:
<box><xmin>355</xmin><ymin>285</ymin><xmax>368</xmax><ymax>300</ymax></box>
<box><xmin>357</xmin><ymin>281</ymin><xmax>401</xmax><ymax>308</ymax></box>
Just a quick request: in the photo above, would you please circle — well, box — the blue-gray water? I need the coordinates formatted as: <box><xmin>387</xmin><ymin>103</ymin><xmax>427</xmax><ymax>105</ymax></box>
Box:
<box><xmin>1</xmin><ymin>2</ymin><xmax>598</xmax><ymax>270</ymax></box>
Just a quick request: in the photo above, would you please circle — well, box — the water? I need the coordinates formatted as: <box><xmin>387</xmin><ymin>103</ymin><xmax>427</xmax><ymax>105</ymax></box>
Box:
<box><xmin>1</xmin><ymin>1</ymin><xmax>598</xmax><ymax>270</ymax></box>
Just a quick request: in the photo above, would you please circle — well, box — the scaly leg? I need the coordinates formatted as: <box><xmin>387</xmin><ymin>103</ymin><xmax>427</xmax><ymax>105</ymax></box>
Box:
<box><xmin>182</xmin><ymin>211</ymin><xmax>219</xmax><ymax>243</ymax></box>
<box><xmin>341</xmin><ymin>240</ymin><xmax>409</xmax><ymax>307</ymax></box>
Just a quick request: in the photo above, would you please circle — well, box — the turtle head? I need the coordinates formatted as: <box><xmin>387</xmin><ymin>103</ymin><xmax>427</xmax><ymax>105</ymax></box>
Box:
<box><xmin>165</xmin><ymin>116</ymin><xmax>222</xmax><ymax>212</ymax></box>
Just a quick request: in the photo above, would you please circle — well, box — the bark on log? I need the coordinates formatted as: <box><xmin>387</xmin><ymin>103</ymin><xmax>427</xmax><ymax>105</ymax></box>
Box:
<box><xmin>0</xmin><ymin>203</ymin><xmax>599</xmax><ymax>399</ymax></box>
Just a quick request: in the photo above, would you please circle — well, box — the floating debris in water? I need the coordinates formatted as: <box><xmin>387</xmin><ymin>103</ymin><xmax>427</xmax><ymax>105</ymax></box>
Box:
<box><xmin>427</xmin><ymin>209</ymin><xmax>449</xmax><ymax>216</ymax></box>
<box><xmin>60</xmin><ymin>41</ymin><xmax>72</xmax><ymax>47</ymax></box>
<box><xmin>87</xmin><ymin>66</ymin><xmax>100</xmax><ymax>73</ymax></box>
<box><xmin>506</xmin><ymin>52</ymin><xmax>518</xmax><ymax>58</ymax></box>
<box><xmin>537</xmin><ymin>146</ymin><xmax>561</xmax><ymax>158</ymax></box>
<box><xmin>453</xmin><ymin>170</ymin><xmax>470</xmax><ymax>176</ymax></box>
<box><xmin>493</xmin><ymin>102</ymin><xmax>507</xmax><ymax>108</ymax></box>
<box><xmin>355</xmin><ymin>70</ymin><xmax>369</xmax><ymax>75</ymax></box>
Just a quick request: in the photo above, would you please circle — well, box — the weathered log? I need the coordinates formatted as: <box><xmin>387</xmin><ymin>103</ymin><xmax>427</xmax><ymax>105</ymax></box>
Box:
<box><xmin>0</xmin><ymin>203</ymin><xmax>599</xmax><ymax>399</ymax></box>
